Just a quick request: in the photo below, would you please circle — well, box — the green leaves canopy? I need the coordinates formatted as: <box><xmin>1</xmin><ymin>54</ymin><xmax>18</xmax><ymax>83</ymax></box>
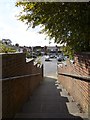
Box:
<box><xmin>16</xmin><ymin>2</ymin><xmax>90</xmax><ymax>52</ymax></box>
<box><xmin>0</xmin><ymin>41</ymin><xmax>16</xmax><ymax>53</ymax></box>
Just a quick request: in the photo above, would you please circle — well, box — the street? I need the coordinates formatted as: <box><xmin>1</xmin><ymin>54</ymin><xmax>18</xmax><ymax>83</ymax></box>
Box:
<box><xmin>41</xmin><ymin>56</ymin><xmax>58</xmax><ymax>79</ymax></box>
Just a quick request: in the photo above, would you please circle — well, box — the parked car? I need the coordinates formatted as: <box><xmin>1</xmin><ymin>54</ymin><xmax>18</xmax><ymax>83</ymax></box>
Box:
<box><xmin>45</xmin><ymin>55</ymin><xmax>50</xmax><ymax>61</ymax></box>
<box><xmin>57</xmin><ymin>55</ymin><xmax>64</xmax><ymax>62</ymax></box>
<box><xmin>55</xmin><ymin>55</ymin><xmax>58</xmax><ymax>58</ymax></box>
<box><xmin>49</xmin><ymin>54</ymin><xmax>55</xmax><ymax>58</ymax></box>
<box><xmin>32</xmin><ymin>55</ymin><xmax>37</xmax><ymax>58</ymax></box>
<box><xmin>41</xmin><ymin>52</ymin><xmax>45</xmax><ymax>56</ymax></box>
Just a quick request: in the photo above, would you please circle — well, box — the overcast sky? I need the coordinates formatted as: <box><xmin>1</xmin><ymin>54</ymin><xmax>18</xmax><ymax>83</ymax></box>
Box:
<box><xmin>0</xmin><ymin>0</ymin><xmax>59</xmax><ymax>47</ymax></box>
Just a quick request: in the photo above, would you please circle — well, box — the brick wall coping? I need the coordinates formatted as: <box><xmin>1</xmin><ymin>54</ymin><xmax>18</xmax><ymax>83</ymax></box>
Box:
<box><xmin>26</xmin><ymin>58</ymin><xmax>34</xmax><ymax>63</ymax></box>
<box><xmin>0</xmin><ymin>53</ymin><xmax>5</xmax><ymax>55</ymax></box>
<box><xmin>0</xmin><ymin>53</ymin><xmax>25</xmax><ymax>55</ymax></box>
<box><xmin>0</xmin><ymin>73</ymin><xmax>41</xmax><ymax>81</ymax></box>
<box><xmin>58</xmin><ymin>72</ymin><xmax>90</xmax><ymax>82</ymax></box>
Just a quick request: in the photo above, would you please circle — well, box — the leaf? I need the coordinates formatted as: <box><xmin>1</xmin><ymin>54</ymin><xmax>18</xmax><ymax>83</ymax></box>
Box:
<box><xmin>16</xmin><ymin>1</ymin><xmax>90</xmax><ymax>52</ymax></box>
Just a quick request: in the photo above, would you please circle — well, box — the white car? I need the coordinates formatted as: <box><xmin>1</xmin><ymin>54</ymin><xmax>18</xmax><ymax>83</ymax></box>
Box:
<box><xmin>45</xmin><ymin>55</ymin><xmax>50</xmax><ymax>61</ymax></box>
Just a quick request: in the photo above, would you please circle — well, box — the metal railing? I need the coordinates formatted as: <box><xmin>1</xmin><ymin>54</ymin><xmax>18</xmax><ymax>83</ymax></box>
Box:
<box><xmin>58</xmin><ymin>72</ymin><xmax>90</xmax><ymax>82</ymax></box>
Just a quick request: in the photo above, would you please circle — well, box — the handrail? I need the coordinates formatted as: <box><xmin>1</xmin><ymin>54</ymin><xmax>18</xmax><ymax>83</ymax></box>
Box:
<box><xmin>0</xmin><ymin>73</ymin><xmax>41</xmax><ymax>81</ymax></box>
<box><xmin>58</xmin><ymin>72</ymin><xmax>90</xmax><ymax>82</ymax></box>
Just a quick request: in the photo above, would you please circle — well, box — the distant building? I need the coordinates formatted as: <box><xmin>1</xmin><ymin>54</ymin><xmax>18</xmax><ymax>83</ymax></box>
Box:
<box><xmin>47</xmin><ymin>46</ymin><xmax>62</xmax><ymax>55</ymax></box>
<box><xmin>33</xmin><ymin>46</ymin><xmax>42</xmax><ymax>52</ymax></box>
<box><xmin>47</xmin><ymin>46</ymin><xmax>57</xmax><ymax>52</ymax></box>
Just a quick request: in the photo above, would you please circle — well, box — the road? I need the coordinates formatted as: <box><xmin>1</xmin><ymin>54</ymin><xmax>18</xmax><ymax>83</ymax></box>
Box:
<box><xmin>41</xmin><ymin>56</ymin><xmax>58</xmax><ymax>79</ymax></box>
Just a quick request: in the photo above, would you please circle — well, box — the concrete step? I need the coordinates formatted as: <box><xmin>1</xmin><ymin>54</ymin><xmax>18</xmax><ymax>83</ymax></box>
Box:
<box><xmin>55</xmin><ymin>80</ymin><xmax>60</xmax><ymax>84</ymax></box>
<box><xmin>60</xmin><ymin>88</ymin><xmax>68</xmax><ymax>97</ymax></box>
<box><xmin>66</xmin><ymin>102</ymin><xmax>80</xmax><ymax>114</ymax></box>
<box><xmin>59</xmin><ymin>86</ymin><xmax>89</xmax><ymax>119</ymax></box>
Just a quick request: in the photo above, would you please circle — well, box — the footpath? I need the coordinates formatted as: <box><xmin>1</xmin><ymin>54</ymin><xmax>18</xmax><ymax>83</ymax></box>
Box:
<box><xmin>15</xmin><ymin>77</ymin><xmax>87</xmax><ymax>119</ymax></box>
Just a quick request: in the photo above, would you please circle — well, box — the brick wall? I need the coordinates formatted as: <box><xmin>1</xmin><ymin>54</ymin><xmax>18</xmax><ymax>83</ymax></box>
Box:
<box><xmin>2</xmin><ymin>53</ymin><xmax>26</xmax><ymax>78</ymax></box>
<box><xmin>58</xmin><ymin>53</ymin><xmax>90</xmax><ymax>115</ymax></box>
<box><xmin>0</xmin><ymin>54</ymin><xmax>2</xmax><ymax>119</ymax></box>
<box><xmin>1</xmin><ymin>53</ymin><xmax>43</xmax><ymax>118</ymax></box>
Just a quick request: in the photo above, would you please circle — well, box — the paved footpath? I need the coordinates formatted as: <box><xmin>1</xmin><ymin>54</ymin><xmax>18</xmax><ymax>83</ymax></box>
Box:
<box><xmin>15</xmin><ymin>77</ymin><xmax>86</xmax><ymax>119</ymax></box>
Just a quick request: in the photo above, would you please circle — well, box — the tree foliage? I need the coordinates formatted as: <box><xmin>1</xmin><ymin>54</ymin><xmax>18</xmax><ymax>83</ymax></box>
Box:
<box><xmin>0</xmin><ymin>40</ymin><xmax>16</xmax><ymax>53</ymax></box>
<box><xmin>2</xmin><ymin>39</ymin><xmax>12</xmax><ymax>45</ymax></box>
<box><xmin>16</xmin><ymin>2</ymin><xmax>90</xmax><ymax>53</ymax></box>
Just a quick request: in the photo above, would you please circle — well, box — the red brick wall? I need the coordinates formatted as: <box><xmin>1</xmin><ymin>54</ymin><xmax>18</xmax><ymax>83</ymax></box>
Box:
<box><xmin>0</xmin><ymin>54</ymin><xmax>2</xmax><ymax>119</ymax></box>
<box><xmin>58</xmin><ymin>53</ymin><xmax>90</xmax><ymax>114</ymax></box>
<box><xmin>74</xmin><ymin>53</ymin><xmax>90</xmax><ymax>76</ymax></box>
<box><xmin>1</xmin><ymin>53</ymin><xmax>43</xmax><ymax>118</ymax></box>
<box><xmin>2</xmin><ymin>53</ymin><xmax>26</xmax><ymax>78</ymax></box>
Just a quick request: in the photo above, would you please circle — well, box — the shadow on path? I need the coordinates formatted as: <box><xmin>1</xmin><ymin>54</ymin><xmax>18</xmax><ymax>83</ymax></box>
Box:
<box><xmin>15</xmin><ymin>77</ymin><xmax>83</xmax><ymax>119</ymax></box>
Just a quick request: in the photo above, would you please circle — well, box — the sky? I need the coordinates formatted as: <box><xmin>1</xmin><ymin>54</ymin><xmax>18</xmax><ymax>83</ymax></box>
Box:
<box><xmin>0</xmin><ymin>0</ymin><xmax>59</xmax><ymax>47</ymax></box>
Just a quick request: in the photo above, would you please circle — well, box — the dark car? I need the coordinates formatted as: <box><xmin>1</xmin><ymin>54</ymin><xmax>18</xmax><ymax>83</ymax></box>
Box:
<box><xmin>32</xmin><ymin>55</ymin><xmax>37</xmax><ymax>58</ymax></box>
<box><xmin>49</xmin><ymin>54</ymin><xmax>55</xmax><ymax>58</ymax></box>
